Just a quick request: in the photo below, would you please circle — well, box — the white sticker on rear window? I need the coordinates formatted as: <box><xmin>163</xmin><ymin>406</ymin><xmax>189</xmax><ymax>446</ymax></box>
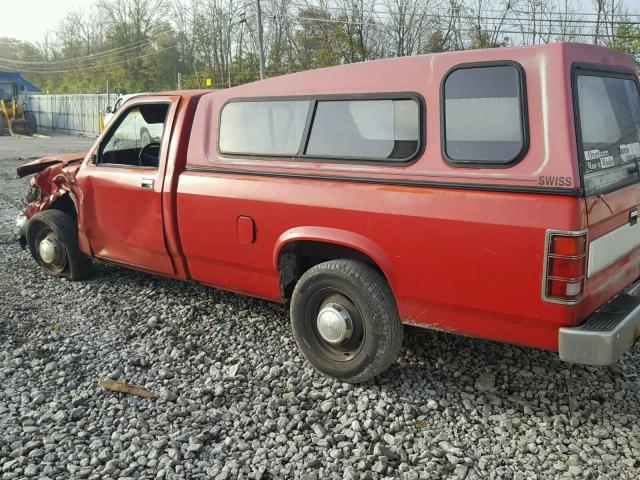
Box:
<box><xmin>584</xmin><ymin>149</ymin><xmax>610</xmax><ymax>161</ymax></box>
<box><xmin>599</xmin><ymin>156</ymin><xmax>615</xmax><ymax>168</ymax></box>
<box><xmin>620</xmin><ymin>142</ymin><xmax>640</xmax><ymax>162</ymax></box>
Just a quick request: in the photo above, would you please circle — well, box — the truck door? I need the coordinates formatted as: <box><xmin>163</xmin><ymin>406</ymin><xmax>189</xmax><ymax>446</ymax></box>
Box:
<box><xmin>75</xmin><ymin>98</ymin><xmax>178</xmax><ymax>275</ymax></box>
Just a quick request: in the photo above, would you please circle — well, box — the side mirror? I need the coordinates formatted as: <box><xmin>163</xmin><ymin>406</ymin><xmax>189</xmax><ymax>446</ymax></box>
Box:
<box><xmin>106</xmin><ymin>106</ymin><xmax>112</xmax><ymax>113</ymax></box>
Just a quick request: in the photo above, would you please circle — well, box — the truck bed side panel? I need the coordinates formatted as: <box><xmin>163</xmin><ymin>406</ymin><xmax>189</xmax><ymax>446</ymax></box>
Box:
<box><xmin>177</xmin><ymin>171</ymin><xmax>585</xmax><ymax>351</ymax></box>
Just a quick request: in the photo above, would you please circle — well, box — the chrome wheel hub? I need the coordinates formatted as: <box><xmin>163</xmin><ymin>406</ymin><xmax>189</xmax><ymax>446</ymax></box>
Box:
<box><xmin>39</xmin><ymin>236</ymin><xmax>61</xmax><ymax>264</ymax></box>
<box><xmin>316</xmin><ymin>303</ymin><xmax>353</xmax><ymax>344</ymax></box>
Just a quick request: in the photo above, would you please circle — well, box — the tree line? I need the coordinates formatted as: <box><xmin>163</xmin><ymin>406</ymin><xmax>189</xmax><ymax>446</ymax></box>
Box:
<box><xmin>0</xmin><ymin>0</ymin><xmax>639</xmax><ymax>94</ymax></box>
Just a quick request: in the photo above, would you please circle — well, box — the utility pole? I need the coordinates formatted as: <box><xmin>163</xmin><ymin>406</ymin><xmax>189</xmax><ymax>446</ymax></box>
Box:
<box><xmin>256</xmin><ymin>0</ymin><xmax>266</xmax><ymax>80</ymax></box>
<box><xmin>177</xmin><ymin>72</ymin><xmax>183</xmax><ymax>90</ymax></box>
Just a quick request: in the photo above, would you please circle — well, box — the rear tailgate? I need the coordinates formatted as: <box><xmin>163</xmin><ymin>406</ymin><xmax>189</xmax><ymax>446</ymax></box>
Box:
<box><xmin>574</xmin><ymin>66</ymin><xmax>640</xmax><ymax>317</ymax></box>
<box><xmin>583</xmin><ymin>185</ymin><xmax>640</xmax><ymax>316</ymax></box>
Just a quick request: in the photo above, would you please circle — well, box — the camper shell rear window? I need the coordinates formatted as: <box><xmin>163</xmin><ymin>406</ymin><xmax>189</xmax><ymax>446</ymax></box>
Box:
<box><xmin>573</xmin><ymin>65</ymin><xmax>640</xmax><ymax>195</ymax></box>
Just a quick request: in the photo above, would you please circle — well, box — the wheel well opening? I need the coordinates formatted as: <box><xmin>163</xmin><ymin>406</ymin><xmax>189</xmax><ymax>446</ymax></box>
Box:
<box><xmin>278</xmin><ymin>240</ymin><xmax>384</xmax><ymax>300</ymax></box>
<box><xmin>50</xmin><ymin>193</ymin><xmax>77</xmax><ymax>218</ymax></box>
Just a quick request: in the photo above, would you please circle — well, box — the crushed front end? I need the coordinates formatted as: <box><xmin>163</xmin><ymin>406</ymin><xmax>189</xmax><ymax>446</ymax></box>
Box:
<box><xmin>15</xmin><ymin>152</ymin><xmax>86</xmax><ymax>248</ymax></box>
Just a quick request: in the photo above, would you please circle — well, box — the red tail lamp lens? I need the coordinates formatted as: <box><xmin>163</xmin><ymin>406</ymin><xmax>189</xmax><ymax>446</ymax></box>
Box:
<box><xmin>550</xmin><ymin>235</ymin><xmax>586</xmax><ymax>256</ymax></box>
<box><xmin>545</xmin><ymin>232</ymin><xmax>587</xmax><ymax>303</ymax></box>
<box><xmin>547</xmin><ymin>256</ymin><xmax>586</xmax><ymax>279</ymax></box>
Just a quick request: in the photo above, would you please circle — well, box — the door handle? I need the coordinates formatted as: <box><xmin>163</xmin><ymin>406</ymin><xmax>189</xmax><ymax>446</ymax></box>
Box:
<box><xmin>141</xmin><ymin>178</ymin><xmax>155</xmax><ymax>190</ymax></box>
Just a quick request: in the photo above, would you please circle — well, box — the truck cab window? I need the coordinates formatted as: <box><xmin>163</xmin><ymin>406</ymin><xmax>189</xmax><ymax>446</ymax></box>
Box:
<box><xmin>99</xmin><ymin>103</ymin><xmax>168</xmax><ymax>168</ymax></box>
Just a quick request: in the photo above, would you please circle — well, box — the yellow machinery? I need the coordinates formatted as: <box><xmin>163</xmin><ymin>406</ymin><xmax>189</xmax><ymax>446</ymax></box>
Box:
<box><xmin>0</xmin><ymin>81</ymin><xmax>37</xmax><ymax>136</ymax></box>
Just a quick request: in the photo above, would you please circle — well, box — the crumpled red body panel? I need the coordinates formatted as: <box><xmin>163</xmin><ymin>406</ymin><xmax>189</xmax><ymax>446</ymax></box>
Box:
<box><xmin>16</xmin><ymin>151</ymin><xmax>86</xmax><ymax>178</ymax></box>
<box><xmin>20</xmin><ymin>155</ymin><xmax>86</xmax><ymax>219</ymax></box>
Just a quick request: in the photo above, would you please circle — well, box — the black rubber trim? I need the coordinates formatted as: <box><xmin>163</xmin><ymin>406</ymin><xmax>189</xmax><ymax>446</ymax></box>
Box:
<box><xmin>183</xmin><ymin>165</ymin><xmax>582</xmax><ymax>195</ymax></box>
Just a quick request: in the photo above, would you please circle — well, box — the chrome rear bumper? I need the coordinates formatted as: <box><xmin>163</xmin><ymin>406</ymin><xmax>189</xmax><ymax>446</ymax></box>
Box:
<box><xmin>559</xmin><ymin>280</ymin><xmax>640</xmax><ymax>365</ymax></box>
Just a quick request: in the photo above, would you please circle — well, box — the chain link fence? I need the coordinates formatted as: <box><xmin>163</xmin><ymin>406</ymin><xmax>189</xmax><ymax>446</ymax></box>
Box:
<box><xmin>26</xmin><ymin>94</ymin><xmax>112</xmax><ymax>136</ymax></box>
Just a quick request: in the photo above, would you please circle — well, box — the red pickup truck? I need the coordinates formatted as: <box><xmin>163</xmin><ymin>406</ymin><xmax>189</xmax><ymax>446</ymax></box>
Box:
<box><xmin>16</xmin><ymin>42</ymin><xmax>640</xmax><ymax>382</ymax></box>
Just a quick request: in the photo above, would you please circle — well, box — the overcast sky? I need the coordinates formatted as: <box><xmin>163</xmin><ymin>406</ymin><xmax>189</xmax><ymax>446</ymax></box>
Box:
<box><xmin>4</xmin><ymin>0</ymin><xmax>98</xmax><ymax>43</ymax></box>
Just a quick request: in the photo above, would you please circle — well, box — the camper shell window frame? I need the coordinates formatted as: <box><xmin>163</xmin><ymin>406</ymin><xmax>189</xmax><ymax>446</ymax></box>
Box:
<box><xmin>217</xmin><ymin>92</ymin><xmax>425</xmax><ymax>166</ymax></box>
<box><xmin>571</xmin><ymin>62</ymin><xmax>640</xmax><ymax>196</ymax></box>
<box><xmin>440</xmin><ymin>60</ymin><xmax>530</xmax><ymax>169</ymax></box>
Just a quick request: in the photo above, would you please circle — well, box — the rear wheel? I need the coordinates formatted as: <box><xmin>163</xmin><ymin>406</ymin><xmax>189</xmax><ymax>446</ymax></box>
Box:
<box><xmin>27</xmin><ymin>210</ymin><xmax>92</xmax><ymax>280</ymax></box>
<box><xmin>290</xmin><ymin>259</ymin><xmax>403</xmax><ymax>383</ymax></box>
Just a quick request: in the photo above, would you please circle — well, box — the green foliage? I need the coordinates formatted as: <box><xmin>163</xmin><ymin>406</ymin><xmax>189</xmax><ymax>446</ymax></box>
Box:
<box><xmin>293</xmin><ymin>8</ymin><xmax>347</xmax><ymax>71</ymax></box>
<box><xmin>608</xmin><ymin>23</ymin><xmax>640</xmax><ymax>63</ymax></box>
<box><xmin>467</xmin><ymin>27</ymin><xmax>508</xmax><ymax>50</ymax></box>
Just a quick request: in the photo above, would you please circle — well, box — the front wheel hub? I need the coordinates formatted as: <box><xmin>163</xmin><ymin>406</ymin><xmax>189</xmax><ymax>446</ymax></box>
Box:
<box><xmin>39</xmin><ymin>235</ymin><xmax>62</xmax><ymax>264</ymax></box>
<box><xmin>316</xmin><ymin>303</ymin><xmax>353</xmax><ymax>345</ymax></box>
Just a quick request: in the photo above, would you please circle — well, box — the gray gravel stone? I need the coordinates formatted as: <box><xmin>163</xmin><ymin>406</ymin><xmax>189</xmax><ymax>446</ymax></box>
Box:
<box><xmin>1</xmin><ymin>137</ymin><xmax>640</xmax><ymax>480</ymax></box>
<box><xmin>475</xmin><ymin>372</ymin><xmax>496</xmax><ymax>392</ymax></box>
<box><xmin>23</xmin><ymin>464</ymin><xmax>38</xmax><ymax>477</ymax></box>
<box><xmin>320</xmin><ymin>400</ymin><xmax>335</xmax><ymax>413</ymax></box>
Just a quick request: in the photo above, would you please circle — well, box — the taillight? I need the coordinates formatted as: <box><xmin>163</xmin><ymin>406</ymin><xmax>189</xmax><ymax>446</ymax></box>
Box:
<box><xmin>543</xmin><ymin>230</ymin><xmax>588</xmax><ymax>304</ymax></box>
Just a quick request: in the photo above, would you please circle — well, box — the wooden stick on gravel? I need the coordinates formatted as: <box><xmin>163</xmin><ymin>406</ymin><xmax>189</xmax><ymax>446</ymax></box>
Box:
<box><xmin>99</xmin><ymin>378</ymin><xmax>159</xmax><ymax>399</ymax></box>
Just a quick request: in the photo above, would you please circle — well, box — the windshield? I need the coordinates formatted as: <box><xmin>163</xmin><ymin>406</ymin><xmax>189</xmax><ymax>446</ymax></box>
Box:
<box><xmin>576</xmin><ymin>72</ymin><xmax>640</xmax><ymax>195</ymax></box>
<box><xmin>0</xmin><ymin>82</ymin><xmax>15</xmax><ymax>102</ymax></box>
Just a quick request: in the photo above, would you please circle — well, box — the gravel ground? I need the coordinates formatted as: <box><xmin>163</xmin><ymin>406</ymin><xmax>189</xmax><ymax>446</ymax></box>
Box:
<box><xmin>0</xmin><ymin>133</ymin><xmax>95</xmax><ymax>161</ymax></box>
<box><xmin>1</xmin><ymin>134</ymin><xmax>640</xmax><ymax>479</ymax></box>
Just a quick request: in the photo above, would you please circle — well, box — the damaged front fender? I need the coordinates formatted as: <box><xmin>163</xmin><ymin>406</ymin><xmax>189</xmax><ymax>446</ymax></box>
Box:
<box><xmin>16</xmin><ymin>151</ymin><xmax>86</xmax><ymax>178</ymax></box>
<box><xmin>17</xmin><ymin>151</ymin><xmax>87</xmax><ymax>221</ymax></box>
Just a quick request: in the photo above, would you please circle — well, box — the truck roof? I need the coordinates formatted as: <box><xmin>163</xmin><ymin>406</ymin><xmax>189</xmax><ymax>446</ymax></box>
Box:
<box><xmin>144</xmin><ymin>43</ymin><xmax>636</xmax><ymax>101</ymax></box>
<box><xmin>203</xmin><ymin>42</ymin><xmax>636</xmax><ymax>99</ymax></box>
<box><xmin>183</xmin><ymin>41</ymin><xmax>638</xmax><ymax>194</ymax></box>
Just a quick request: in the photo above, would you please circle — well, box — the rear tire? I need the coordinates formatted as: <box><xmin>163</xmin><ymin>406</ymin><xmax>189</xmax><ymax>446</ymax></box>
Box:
<box><xmin>290</xmin><ymin>259</ymin><xmax>403</xmax><ymax>383</ymax></box>
<box><xmin>27</xmin><ymin>210</ymin><xmax>92</xmax><ymax>281</ymax></box>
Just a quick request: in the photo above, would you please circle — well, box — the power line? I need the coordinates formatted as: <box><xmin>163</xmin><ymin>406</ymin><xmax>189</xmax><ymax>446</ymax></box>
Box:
<box><xmin>287</xmin><ymin>13</ymin><xmax>640</xmax><ymax>39</ymax></box>
<box><xmin>0</xmin><ymin>28</ymin><xmax>176</xmax><ymax>66</ymax></box>
<box><xmin>4</xmin><ymin>3</ymin><xmax>639</xmax><ymax>78</ymax></box>
<box><xmin>0</xmin><ymin>45</ymin><xmax>178</xmax><ymax>74</ymax></box>
<box><xmin>363</xmin><ymin>1</ymin><xmax>640</xmax><ymax>18</ymax></box>
<box><xmin>286</xmin><ymin>3</ymin><xmax>640</xmax><ymax>27</ymax></box>
<box><xmin>289</xmin><ymin>1</ymin><xmax>640</xmax><ymax>22</ymax></box>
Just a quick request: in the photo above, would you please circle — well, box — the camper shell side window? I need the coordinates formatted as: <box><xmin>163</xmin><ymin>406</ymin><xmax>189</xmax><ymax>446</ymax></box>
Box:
<box><xmin>218</xmin><ymin>93</ymin><xmax>424</xmax><ymax>165</ymax></box>
<box><xmin>441</xmin><ymin>61</ymin><xmax>529</xmax><ymax>168</ymax></box>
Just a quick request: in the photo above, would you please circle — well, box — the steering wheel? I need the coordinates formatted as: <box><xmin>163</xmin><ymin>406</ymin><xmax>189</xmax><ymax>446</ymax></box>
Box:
<box><xmin>138</xmin><ymin>142</ymin><xmax>161</xmax><ymax>167</ymax></box>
